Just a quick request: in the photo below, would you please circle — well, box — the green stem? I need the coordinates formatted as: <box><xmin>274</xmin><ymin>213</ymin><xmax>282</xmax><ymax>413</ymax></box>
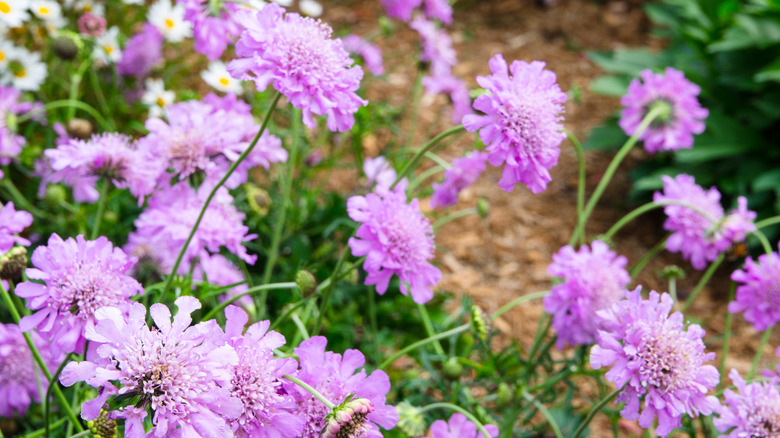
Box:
<box><xmin>748</xmin><ymin>325</ymin><xmax>773</xmax><ymax>379</ymax></box>
<box><xmin>90</xmin><ymin>179</ymin><xmax>110</xmax><ymax>240</ymax></box>
<box><xmin>45</xmin><ymin>354</ymin><xmax>73</xmax><ymax>438</ymax></box>
<box><xmin>312</xmin><ymin>239</ymin><xmax>356</xmax><ymax>335</ymax></box>
<box><xmin>269</xmin><ymin>298</ymin><xmax>309</xmax><ymax>331</ymax></box>
<box><xmin>391</xmin><ymin>125</ymin><xmax>466</xmax><ymax>190</ymax></box>
<box><xmin>162</xmin><ymin>91</ymin><xmax>282</xmax><ymax>296</ymax></box>
<box><xmin>603</xmin><ymin>200</ymin><xmax>720</xmax><ymax>242</ymax></box>
<box><xmin>65</xmin><ymin>431</ymin><xmax>91</xmax><ymax>438</ymax></box>
<box><xmin>521</xmin><ymin>392</ymin><xmax>564</xmax><ymax>438</ymax></box>
<box><xmin>418</xmin><ymin>402</ymin><xmax>493</xmax><ymax>438</ymax></box>
<box><xmin>571</xmin><ymin>389</ymin><xmax>620</xmax><ymax>438</ymax></box>
<box><xmin>630</xmin><ymin>236</ymin><xmax>669</xmax><ymax>280</ymax></box>
<box><xmin>378</xmin><ymin>325</ymin><xmax>468</xmax><ymax>370</ymax></box>
<box><xmin>681</xmin><ymin>253</ymin><xmax>724</xmax><ymax>313</ymax></box>
<box><xmin>408</xmin><ymin>164</ymin><xmax>446</xmax><ymax>192</ymax></box>
<box><xmin>1</xmin><ymin>179</ymin><xmax>51</xmax><ymax>220</ymax></box>
<box><xmin>282</xmin><ymin>374</ymin><xmax>335</xmax><ymax>410</ymax></box>
<box><xmin>406</xmin><ymin>70</ymin><xmax>424</xmax><ymax>147</ymax></box>
<box><xmin>66</xmin><ymin>60</ymin><xmax>90</xmax><ymax>121</ymax></box>
<box><xmin>418</xmin><ymin>303</ymin><xmax>446</xmax><ymax>356</ymax></box>
<box><xmin>755</xmin><ymin>215</ymin><xmax>780</xmax><ymax>230</ymax></box>
<box><xmin>0</xmin><ymin>283</ymin><xmax>83</xmax><ymax>432</ymax></box>
<box><xmin>201</xmin><ymin>282</ymin><xmax>298</xmax><ymax>321</ymax></box>
<box><xmin>718</xmin><ymin>282</ymin><xmax>736</xmax><ymax>390</ymax></box>
<box><xmin>17</xmin><ymin>100</ymin><xmax>108</xmax><ymax>129</ymax></box>
<box><xmin>565</xmin><ymin>130</ymin><xmax>586</xmax><ymax>247</ymax></box>
<box><xmin>669</xmin><ymin>278</ymin><xmax>678</xmax><ymax>310</ymax></box>
<box><xmin>571</xmin><ymin>106</ymin><xmax>665</xmax><ymax>244</ymax></box>
<box><xmin>88</xmin><ymin>67</ymin><xmax>116</xmax><ymax>130</ymax></box>
<box><xmin>433</xmin><ymin>207</ymin><xmax>478</xmax><ymax>230</ymax></box>
<box><xmin>749</xmin><ymin>229</ymin><xmax>773</xmax><ymax>255</ymax></box>
<box><xmin>492</xmin><ymin>291</ymin><xmax>549</xmax><ymax>320</ymax></box>
<box><xmin>20</xmin><ymin>418</ymin><xmax>67</xmax><ymax>438</ymax></box>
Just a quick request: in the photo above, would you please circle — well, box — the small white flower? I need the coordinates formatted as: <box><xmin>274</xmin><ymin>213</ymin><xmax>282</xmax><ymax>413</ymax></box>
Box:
<box><xmin>299</xmin><ymin>0</ymin><xmax>322</xmax><ymax>17</ymax></box>
<box><xmin>1</xmin><ymin>46</ymin><xmax>47</xmax><ymax>91</ymax></box>
<box><xmin>68</xmin><ymin>0</ymin><xmax>105</xmax><ymax>17</ymax></box>
<box><xmin>141</xmin><ymin>78</ymin><xmax>175</xmax><ymax>118</ymax></box>
<box><xmin>148</xmin><ymin>0</ymin><xmax>191</xmax><ymax>43</ymax></box>
<box><xmin>94</xmin><ymin>26</ymin><xmax>121</xmax><ymax>65</ymax></box>
<box><xmin>272</xmin><ymin>0</ymin><xmax>292</xmax><ymax>6</ymax></box>
<box><xmin>30</xmin><ymin>0</ymin><xmax>66</xmax><ymax>29</ymax></box>
<box><xmin>201</xmin><ymin>60</ymin><xmax>243</xmax><ymax>95</ymax></box>
<box><xmin>0</xmin><ymin>40</ymin><xmax>14</xmax><ymax>69</ymax></box>
<box><xmin>0</xmin><ymin>0</ymin><xmax>30</xmax><ymax>27</ymax></box>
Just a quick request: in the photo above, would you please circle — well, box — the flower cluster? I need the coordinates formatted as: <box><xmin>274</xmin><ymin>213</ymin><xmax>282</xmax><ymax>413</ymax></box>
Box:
<box><xmin>654</xmin><ymin>174</ymin><xmax>756</xmax><ymax>270</ymax></box>
<box><xmin>591</xmin><ymin>288</ymin><xmax>719</xmax><ymax>436</ymax></box>
<box><xmin>0</xmin><ymin>201</ymin><xmax>33</xmax><ymax>254</ymax></box>
<box><xmin>180</xmin><ymin>0</ymin><xmax>242</xmax><ymax>60</ymax></box>
<box><xmin>463</xmin><ymin>54</ymin><xmax>567</xmax><ymax>193</ymax></box>
<box><xmin>427</xmin><ymin>413</ymin><xmax>499</xmax><ymax>438</ymax></box>
<box><xmin>431</xmin><ymin>150</ymin><xmax>488</xmax><ymax>208</ymax></box>
<box><xmin>341</xmin><ymin>34</ymin><xmax>385</xmax><ymax>76</ymax></box>
<box><xmin>714</xmin><ymin>369</ymin><xmax>780</xmax><ymax>437</ymax></box>
<box><xmin>729</xmin><ymin>243</ymin><xmax>780</xmax><ymax>331</ymax></box>
<box><xmin>116</xmin><ymin>23</ymin><xmax>163</xmax><ymax>79</ymax></box>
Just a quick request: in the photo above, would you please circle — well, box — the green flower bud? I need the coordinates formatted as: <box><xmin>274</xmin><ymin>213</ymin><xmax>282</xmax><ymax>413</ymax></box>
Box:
<box><xmin>296</xmin><ymin>269</ymin><xmax>317</xmax><ymax>297</ymax></box>
<box><xmin>44</xmin><ymin>184</ymin><xmax>67</xmax><ymax>206</ymax></box>
<box><xmin>395</xmin><ymin>402</ymin><xmax>426</xmax><ymax>436</ymax></box>
<box><xmin>470</xmin><ymin>305</ymin><xmax>491</xmax><ymax>342</ymax></box>
<box><xmin>476</xmin><ymin>198</ymin><xmax>490</xmax><ymax>220</ymax></box>
<box><xmin>53</xmin><ymin>35</ymin><xmax>79</xmax><ymax>60</ymax></box>
<box><xmin>441</xmin><ymin>357</ymin><xmax>463</xmax><ymax>380</ymax></box>
<box><xmin>659</xmin><ymin>265</ymin><xmax>686</xmax><ymax>280</ymax></box>
<box><xmin>88</xmin><ymin>409</ymin><xmax>117</xmax><ymax>438</ymax></box>
<box><xmin>245</xmin><ymin>184</ymin><xmax>271</xmax><ymax>217</ymax></box>
<box><xmin>496</xmin><ymin>382</ymin><xmax>513</xmax><ymax>406</ymax></box>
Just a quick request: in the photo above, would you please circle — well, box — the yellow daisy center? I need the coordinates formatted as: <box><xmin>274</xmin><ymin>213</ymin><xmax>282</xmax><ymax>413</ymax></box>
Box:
<box><xmin>104</xmin><ymin>46</ymin><xmax>113</xmax><ymax>55</ymax></box>
<box><xmin>219</xmin><ymin>77</ymin><xmax>229</xmax><ymax>86</ymax></box>
<box><xmin>0</xmin><ymin>2</ymin><xmax>11</xmax><ymax>13</ymax></box>
<box><xmin>14</xmin><ymin>69</ymin><xmax>26</xmax><ymax>78</ymax></box>
<box><xmin>39</xmin><ymin>6</ymin><xmax>49</xmax><ymax>14</ymax></box>
<box><xmin>156</xmin><ymin>97</ymin><xmax>165</xmax><ymax>107</ymax></box>
<box><xmin>165</xmin><ymin>18</ymin><xmax>175</xmax><ymax>28</ymax></box>
<box><xmin>0</xmin><ymin>50</ymin><xmax>5</xmax><ymax>62</ymax></box>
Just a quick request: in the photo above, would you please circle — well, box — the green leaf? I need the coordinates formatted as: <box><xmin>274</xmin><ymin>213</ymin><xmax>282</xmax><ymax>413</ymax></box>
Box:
<box><xmin>674</xmin><ymin>142</ymin><xmax>750</xmax><ymax>163</ymax></box>
<box><xmin>589</xmin><ymin>76</ymin><xmax>630</xmax><ymax>96</ymax></box>
<box><xmin>583</xmin><ymin>118</ymin><xmax>625</xmax><ymax>151</ymax></box>
<box><xmin>754</xmin><ymin>56</ymin><xmax>780</xmax><ymax>82</ymax></box>
<box><xmin>710</xmin><ymin>14</ymin><xmax>780</xmax><ymax>51</ymax></box>
<box><xmin>752</xmin><ymin>168</ymin><xmax>780</xmax><ymax>191</ymax></box>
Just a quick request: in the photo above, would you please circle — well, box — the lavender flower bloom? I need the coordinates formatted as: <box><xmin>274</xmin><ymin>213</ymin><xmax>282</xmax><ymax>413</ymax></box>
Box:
<box><xmin>430</xmin><ymin>150</ymin><xmax>487</xmax><ymax>208</ymax></box>
<box><xmin>463</xmin><ymin>55</ymin><xmax>566</xmax><ymax>193</ymax></box>
<box><xmin>347</xmin><ymin>188</ymin><xmax>441</xmax><ymax>304</ymax></box>
<box><xmin>380</xmin><ymin>0</ymin><xmax>422</xmax><ymax>22</ymax></box>
<box><xmin>544</xmin><ymin>241</ymin><xmax>630</xmax><ymax>348</ymax></box>
<box><xmin>289</xmin><ymin>336</ymin><xmax>398</xmax><ymax>437</ymax></box>
<box><xmin>0</xmin><ymin>323</ymin><xmax>60</xmax><ymax>417</ymax></box>
<box><xmin>714</xmin><ymin>369</ymin><xmax>780</xmax><ymax>438</ymax></box>
<box><xmin>728</xmin><ymin>243</ymin><xmax>780</xmax><ymax>331</ymax></box>
<box><xmin>60</xmin><ymin>297</ymin><xmax>243</xmax><ymax>437</ymax></box>
<box><xmin>654</xmin><ymin>174</ymin><xmax>756</xmax><ymax>270</ymax></box>
<box><xmin>45</xmin><ymin>133</ymin><xmax>162</xmax><ymax>204</ymax></box>
<box><xmin>341</xmin><ymin>34</ymin><xmax>384</xmax><ymax>76</ymax></box>
<box><xmin>422</xmin><ymin>72</ymin><xmax>472</xmax><ymax>124</ymax></box>
<box><xmin>228</xmin><ymin>3</ymin><xmax>367</xmax><ymax>132</ymax></box>
<box><xmin>410</xmin><ymin>17</ymin><xmax>457</xmax><ymax>77</ymax></box>
<box><xmin>116</xmin><ymin>23</ymin><xmax>163</xmax><ymax>78</ymax></box>
<box><xmin>15</xmin><ymin>234</ymin><xmax>143</xmax><ymax>356</ymax></box>
<box><xmin>180</xmin><ymin>0</ymin><xmax>242</xmax><ymax>60</ymax></box>
<box><xmin>363</xmin><ymin>156</ymin><xmax>397</xmax><ymax>191</ymax></box>
<box><xmin>77</xmin><ymin>12</ymin><xmax>106</xmax><ymax>36</ymax></box>
<box><xmin>222</xmin><ymin>306</ymin><xmax>304</xmax><ymax>437</ymax></box>
<box><xmin>590</xmin><ymin>288</ymin><xmax>720</xmax><ymax>436</ymax></box>
<box><xmin>428</xmin><ymin>413</ymin><xmax>499</xmax><ymax>438</ymax></box>
<box><xmin>620</xmin><ymin>68</ymin><xmax>708</xmax><ymax>154</ymax></box>
<box><xmin>423</xmin><ymin>0</ymin><xmax>452</xmax><ymax>25</ymax></box>
<box><xmin>0</xmin><ymin>202</ymin><xmax>33</xmax><ymax>253</ymax></box>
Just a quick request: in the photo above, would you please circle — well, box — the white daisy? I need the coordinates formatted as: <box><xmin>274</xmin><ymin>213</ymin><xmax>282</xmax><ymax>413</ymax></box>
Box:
<box><xmin>299</xmin><ymin>0</ymin><xmax>322</xmax><ymax>16</ymax></box>
<box><xmin>272</xmin><ymin>0</ymin><xmax>292</xmax><ymax>6</ymax></box>
<box><xmin>141</xmin><ymin>78</ymin><xmax>175</xmax><ymax>118</ymax></box>
<box><xmin>201</xmin><ymin>60</ymin><xmax>243</xmax><ymax>95</ymax></box>
<box><xmin>148</xmin><ymin>0</ymin><xmax>191</xmax><ymax>43</ymax></box>
<box><xmin>0</xmin><ymin>0</ymin><xmax>30</xmax><ymax>28</ymax></box>
<box><xmin>0</xmin><ymin>40</ymin><xmax>14</xmax><ymax>69</ymax></box>
<box><xmin>1</xmin><ymin>47</ymin><xmax>47</xmax><ymax>91</ymax></box>
<box><xmin>94</xmin><ymin>26</ymin><xmax>121</xmax><ymax>65</ymax></box>
<box><xmin>30</xmin><ymin>0</ymin><xmax>66</xmax><ymax>29</ymax></box>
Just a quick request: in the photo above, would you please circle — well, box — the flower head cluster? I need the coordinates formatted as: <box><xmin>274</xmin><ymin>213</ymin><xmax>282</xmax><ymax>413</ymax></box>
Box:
<box><xmin>117</xmin><ymin>23</ymin><xmax>163</xmax><ymax>78</ymax></box>
<box><xmin>463</xmin><ymin>54</ymin><xmax>566</xmax><ymax>193</ymax></box>
<box><xmin>728</xmin><ymin>243</ymin><xmax>780</xmax><ymax>331</ymax></box>
<box><xmin>60</xmin><ymin>297</ymin><xmax>243</xmax><ymax>437</ymax></box>
<box><xmin>287</xmin><ymin>336</ymin><xmax>398</xmax><ymax>437</ymax></box>
<box><xmin>544</xmin><ymin>241</ymin><xmax>630</xmax><ymax>348</ymax></box>
<box><xmin>363</xmin><ymin>156</ymin><xmax>398</xmax><ymax>191</ymax></box>
<box><xmin>1</xmin><ymin>85</ymin><xmax>44</xmax><ymax>168</ymax></box>
<box><xmin>180</xmin><ymin>0</ymin><xmax>242</xmax><ymax>59</ymax></box>
<box><xmin>422</xmin><ymin>73</ymin><xmax>472</xmax><ymax>123</ymax></box>
<box><xmin>410</xmin><ymin>17</ymin><xmax>456</xmax><ymax>76</ymax></box>
<box><xmin>322</xmin><ymin>397</ymin><xmax>375</xmax><ymax>438</ymax></box>
<box><xmin>620</xmin><ymin>67</ymin><xmax>708</xmax><ymax>153</ymax></box>
<box><xmin>16</xmin><ymin>234</ymin><xmax>143</xmax><ymax>356</ymax></box>
<box><xmin>714</xmin><ymin>369</ymin><xmax>780</xmax><ymax>438</ymax></box>
<box><xmin>0</xmin><ymin>323</ymin><xmax>60</xmax><ymax>418</ymax></box>
<box><xmin>44</xmin><ymin>133</ymin><xmax>161</xmax><ymax>204</ymax></box>
<box><xmin>431</xmin><ymin>150</ymin><xmax>488</xmax><ymax>208</ymax></box>
<box><xmin>654</xmin><ymin>174</ymin><xmax>756</xmax><ymax>270</ymax></box>
<box><xmin>77</xmin><ymin>12</ymin><xmax>106</xmax><ymax>36</ymax></box>
<box><xmin>347</xmin><ymin>188</ymin><xmax>441</xmax><ymax>304</ymax></box>
<box><xmin>590</xmin><ymin>288</ymin><xmax>720</xmax><ymax>436</ymax></box>
<box><xmin>228</xmin><ymin>3</ymin><xmax>367</xmax><ymax>132</ymax></box>
<box><xmin>0</xmin><ymin>202</ymin><xmax>32</xmax><ymax>254</ymax></box>
<box><xmin>341</xmin><ymin>34</ymin><xmax>385</xmax><ymax>76</ymax></box>
<box><xmin>427</xmin><ymin>413</ymin><xmax>499</xmax><ymax>438</ymax></box>
<box><xmin>380</xmin><ymin>0</ymin><xmax>422</xmax><ymax>22</ymax></box>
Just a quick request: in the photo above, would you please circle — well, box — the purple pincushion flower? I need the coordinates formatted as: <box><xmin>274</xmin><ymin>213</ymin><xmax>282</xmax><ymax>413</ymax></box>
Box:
<box><xmin>347</xmin><ymin>188</ymin><xmax>441</xmax><ymax>304</ymax></box>
<box><xmin>422</xmin><ymin>72</ymin><xmax>472</xmax><ymax>124</ymax></box>
<box><xmin>0</xmin><ymin>323</ymin><xmax>60</xmax><ymax>417</ymax></box>
<box><xmin>410</xmin><ymin>17</ymin><xmax>457</xmax><ymax>77</ymax></box>
<box><xmin>430</xmin><ymin>150</ymin><xmax>487</xmax><ymax>208</ymax></box>
<box><xmin>380</xmin><ymin>0</ymin><xmax>422</xmax><ymax>22</ymax></box>
<box><xmin>654</xmin><ymin>174</ymin><xmax>756</xmax><ymax>270</ymax></box>
<box><xmin>619</xmin><ymin>67</ymin><xmax>708</xmax><ymax>154</ymax></box>
<box><xmin>15</xmin><ymin>234</ymin><xmax>143</xmax><ymax>356</ymax></box>
<box><xmin>544</xmin><ymin>241</ymin><xmax>630</xmax><ymax>348</ymax></box>
<box><xmin>288</xmin><ymin>336</ymin><xmax>398</xmax><ymax>438</ymax></box>
<box><xmin>423</xmin><ymin>0</ymin><xmax>453</xmax><ymax>25</ymax></box>
<box><xmin>590</xmin><ymin>288</ymin><xmax>720</xmax><ymax>436</ymax></box>
<box><xmin>60</xmin><ymin>297</ymin><xmax>243</xmax><ymax>437</ymax></box>
<box><xmin>463</xmin><ymin>54</ymin><xmax>566</xmax><ymax>193</ymax></box>
<box><xmin>428</xmin><ymin>413</ymin><xmax>499</xmax><ymax>438</ymax></box>
<box><xmin>341</xmin><ymin>34</ymin><xmax>385</xmax><ymax>76</ymax></box>
<box><xmin>0</xmin><ymin>202</ymin><xmax>33</xmax><ymax>253</ymax></box>
<box><xmin>714</xmin><ymin>369</ymin><xmax>780</xmax><ymax>438</ymax></box>
<box><xmin>228</xmin><ymin>3</ymin><xmax>367</xmax><ymax>132</ymax></box>
<box><xmin>117</xmin><ymin>23</ymin><xmax>163</xmax><ymax>78</ymax></box>
<box><xmin>180</xmin><ymin>0</ymin><xmax>242</xmax><ymax>60</ymax></box>
<box><xmin>363</xmin><ymin>156</ymin><xmax>398</xmax><ymax>191</ymax></box>
<box><xmin>728</xmin><ymin>243</ymin><xmax>780</xmax><ymax>332</ymax></box>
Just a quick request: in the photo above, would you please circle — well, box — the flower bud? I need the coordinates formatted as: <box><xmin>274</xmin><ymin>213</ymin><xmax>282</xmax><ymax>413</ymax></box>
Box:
<box><xmin>53</xmin><ymin>35</ymin><xmax>79</xmax><ymax>60</ymax></box>
<box><xmin>0</xmin><ymin>247</ymin><xmax>27</xmax><ymax>283</ymax></box>
<box><xmin>296</xmin><ymin>270</ymin><xmax>318</xmax><ymax>297</ymax></box>
<box><xmin>88</xmin><ymin>409</ymin><xmax>117</xmax><ymax>438</ymax></box>
<box><xmin>441</xmin><ymin>357</ymin><xmax>463</xmax><ymax>380</ymax></box>
<box><xmin>245</xmin><ymin>184</ymin><xmax>271</xmax><ymax>217</ymax></box>
<box><xmin>496</xmin><ymin>382</ymin><xmax>513</xmax><ymax>406</ymax></box>
<box><xmin>395</xmin><ymin>401</ymin><xmax>426</xmax><ymax>436</ymax></box>
<box><xmin>322</xmin><ymin>397</ymin><xmax>374</xmax><ymax>438</ymax></box>
<box><xmin>659</xmin><ymin>265</ymin><xmax>686</xmax><ymax>280</ymax></box>
<box><xmin>44</xmin><ymin>184</ymin><xmax>67</xmax><ymax>206</ymax></box>
<box><xmin>66</xmin><ymin>118</ymin><xmax>92</xmax><ymax>139</ymax></box>
<box><xmin>470</xmin><ymin>304</ymin><xmax>491</xmax><ymax>342</ymax></box>
<box><xmin>477</xmin><ymin>198</ymin><xmax>490</xmax><ymax>219</ymax></box>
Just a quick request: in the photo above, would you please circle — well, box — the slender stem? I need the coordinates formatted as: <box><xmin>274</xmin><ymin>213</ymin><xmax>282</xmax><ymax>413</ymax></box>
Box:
<box><xmin>565</xmin><ymin>130</ymin><xmax>586</xmax><ymax>247</ymax></box>
<box><xmin>571</xmin><ymin>106</ymin><xmax>665</xmax><ymax>244</ymax></box>
<box><xmin>408</xmin><ymin>164</ymin><xmax>446</xmax><ymax>192</ymax></box>
<box><xmin>418</xmin><ymin>402</ymin><xmax>493</xmax><ymax>438</ymax></box>
<box><xmin>524</xmin><ymin>315</ymin><xmax>551</xmax><ymax>374</ymax></box>
<box><xmin>378</xmin><ymin>325</ymin><xmax>469</xmax><ymax>370</ymax></box>
<box><xmin>65</xmin><ymin>431</ymin><xmax>92</xmax><ymax>438</ymax></box>
<box><xmin>17</xmin><ymin>100</ymin><xmax>108</xmax><ymax>129</ymax></box>
<box><xmin>718</xmin><ymin>282</ymin><xmax>736</xmax><ymax>390</ymax></box>
<box><xmin>391</xmin><ymin>125</ymin><xmax>466</xmax><ymax>190</ymax></box>
<box><xmin>90</xmin><ymin>179</ymin><xmax>110</xmax><ymax>240</ymax></box>
<box><xmin>66</xmin><ymin>60</ymin><xmax>90</xmax><ymax>120</ymax></box>
<box><xmin>423</xmin><ymin>151</ymin><xmax>453</xmax><ymax>169</ymax></box>
<box><xmin>521</xmin><ymin>392</ymin><xmax>564</xmax><ymax>438</ymax></box>
<box><xmin>492</xmin><ymin>291</ymin><xmax>549</xmax><ymax>320</ymax></box>
<box><xmin>749</xmin><ymin>229</ymin><xmax>773</xmax><ymax>255</ymax></box>
<box><xmin>681</xmin><ymin>253</ymin><xmax>724</xmax><ymax>313</ymax></box>
<box><xmin>313</xmin><ymin>237</ymin><xmax>355</xmax><ymax>335</ymax></box>
<box><xmin>748</xmin><ymin>325</ymin><xmax>774</xmax><ymax>379</ymax></box>
<box><xmin>282</xmin><ymin>374</ymin><xmax>335</xmax><ymax>410</ymax></box>
<box><xmin>571</xmin><ymin>389</ymin><xmax>620</xmax><ymax>438</ymax></box>
<box><xmin>0</xmin><ymin>283</ymin><xmax>83</xmax><ymax>432</ymax></box>
<box><xmin>755</xmin><ymin>215</ymin><xmax>780</xmax><ymax>230</ymax></box>
<box><xmin>630</xmin><ymin>236</ymin><xmax>668</xmax><ymax>280</ymax></box>
<box><xmin>20</xmin><ymin>418</ymin><xmax>67</xmax><ymax>438</ymax></box>
<box><xmin>88</xmin><ymin>67</ymin><xmax>116</xmax><ymax>130</ymax></box>
<box><xmin>433</xmin><ymin>207</ymin><xmax>478</xmax><ymax>230</ymax></box>
<box><xmin>201</xmin><ymin>282</ymin><xmax>298</xmax><ymax>321</ymax></box>
<box><xmin>418</xmin><ymin>303</ymin><xmax>446</xmax><ymax>356</ymax></box>
<box><xmin>669</xmin><ymin>278</ymin><xmax>679</xmax><ymax>311</ymax></box>
<box><xmin>1</xmin><ymin>179</ymin><xmax>51</xmax><ymax>220</ymax></box>
<box><xmin>291</xmin><ymin>313</ymin><xmax>310</xmax><ymax>340</ymax></box>
<box><xmin>269</xmin><ymin>298</ymin><xmax>309</xmax><ymax>331</ymax></box>
<box><xmin>603</xmin><ymin>200</ymin><xmax>720</xmax><ymax>241</ymax></box>
<box><xmin>45</xmin><ymin>354</ymin><xmax>73</xmax><ymax>438</ymax></box>
<box><xmin>162</xmin><ymin>92</ymin><xmax>282</xmax><ymax>296</ymax></box>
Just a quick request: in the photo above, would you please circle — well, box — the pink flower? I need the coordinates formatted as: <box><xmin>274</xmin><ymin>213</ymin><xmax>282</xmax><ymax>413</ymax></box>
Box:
<box><xmin>428</xmin><ymin>413</ymin><xmax>499</xmax><ymax>438</ymax></box>
<box><xmin>430</xmin><ymin>150</ymin><xmax>487</xmax><ymax>208</ymax></box>
<box><xmin>728</xmin><ymin>243</ymin><xmax>780</xmax><ymax>331</ymax></box>
<box><xmin>714</xmin><ymin>369</ymin><xmax>780</xmax><ymax>437</ymax></box>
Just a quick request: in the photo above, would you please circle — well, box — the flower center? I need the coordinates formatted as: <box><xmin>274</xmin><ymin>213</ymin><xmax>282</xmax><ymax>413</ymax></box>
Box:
<box><xmin>219</xmin><ymin>77</ymin><xmax>229</xmax><ymax>86</ymax></box>
<box><xmin>56</xmin><ymin>261</ymin><xmax>126</xmax><ymax>321</ymax></box>
<box><xmin>0</xmin><ymin>2</ymin><xmax>11</xmax><ymax>13</ymax></box>
<box><xmin>156</xmin><ymin>97</ymin><xmax>165</xmax><ymax>107</ymax></box>
<box><xmin>634</xmin><ymin>320</ymin><xmax>698</xmax><ymax>393</ymax></box>
<box><xmin>0</xmin><ymin>343</ymin><xmax>35</xmax><ymax>384</ymax></box>
<box><xmin>384</xmin><ymin>204</ymin><xmax>434</xmax><ymax>269</ymax></box>
<box><xmin>230</xmin><ymin>358</ymin><xmax>285</xmax><ymax>427</ymax></box>
<box><xmin>165</xmin><ymin>18</ymin><xmax>175</xmax><ymax>28</ymax></box>
<box><xmin>39</xmin><ymin>6</ymin><xmax>49</xmax><ymax>14</ymax></box>
<box><xmin>0</xmin><ymin>50</ymin><xmax>4</xmax><ymax>61</ymax></box>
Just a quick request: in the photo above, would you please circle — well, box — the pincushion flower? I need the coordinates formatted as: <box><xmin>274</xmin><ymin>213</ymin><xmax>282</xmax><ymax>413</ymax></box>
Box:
<box><xmin>654</xmin><ymin>174</ymin><xmax>756</xmax><ymax>270</ymax></box>
<box><xmin>341</xmin><ymin>34</ymin><xmax>384</xmax><ymax>76</ymax></box>
<box><xmin>590</xmin><ymin>288</ymin><xmax>720</xmax><ymax>436</ymax></box>
<box><xmin>423</xmin><ymin>0</ymin><xmax>453</xmax><ymax>25</ymax></box>
<box><xmin>117</xmin><ymin>23</ymin><xmax>163</xmax><ymax>78</ymax></box>
<box><xmin>728</xmin><ymin>243</ymin><xmax>780</xmax><ymax>331</ymax></box>
<box><xmin>427</xmin><ymin>413</ymin><xmax>499</xmax><ymax>438</ymax></box>
<box><xmin>463</xmin><ymin>54</ymin><xmax>566</xmax><ymax>193</ymax></box>
<box><xmin>0</xmin><ymin>323</ymin><xmax>60</xmax><ymax>417</ymax></box>
<box><xmin>0</xmin><ymin>201</ymin><xmax>33</xmax><ymax>253</ymax></box>
<box><xmin>422</xmin><ymin>72</ymin><xmax>472</xmax><ymax>124</ymax></box>
<box><xmin>620</xmin><ymin>67</ymin><xmax>708</xmax><ymax>153</ymax></box>
<box><xmin>544</xmin><ymin>240</ymin><xmax>630</xmax><ymax>348</ymax></box>
<box><xmin>60</xmin><ymin>297</ymin><xmax>243</xmax><ymax>437</ymax></box>
<box><xmin>363</xmin><ymin>156</ymin><xmax>398</xmax><ymax>191</ymax></box>
<box><xmin>180</xmin><ymin>0</ymin><xmax>242</xmax><ymax>60</ymax></box>
<box><xmin>714</xmin><ymin>369</ymin><xmax>780</xmax><ymax>438</ymax></box>
<box><xmin>288</xmin><ymin>336</ymin><xmax>398</xmax><ymax>438</ymax></box>
<box><xmin>431</xmin><ymin>150</ymin><xmax>487</xmax><ymax>208</ymax></box>
<box><xmin>228</xmin><ymin>3</ymin><xmax>367</xmax><ymax>132</ymax></box>
<box><xmin>15</xmin><ymin>234</ymin><xmax>143</xmax><ymax>356</ymax></box>
<box><xmin>347</xmin><ymin>188</ymin><xmax>441</xmax><ymax>304</ymax></box>
<box><xmin>410</xmin><ymin>17</ymin><xmax>457</xmax><ymax>76</ymax></box>
<box><xmin>380</xmin><ymin>0</ymin><xmax>422</xmax><ymax>22</ymax></box>
<box><xmin>77</xmin><ymin>12</ymin><xmax>106</xmax><ymax>36</ymax></box>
